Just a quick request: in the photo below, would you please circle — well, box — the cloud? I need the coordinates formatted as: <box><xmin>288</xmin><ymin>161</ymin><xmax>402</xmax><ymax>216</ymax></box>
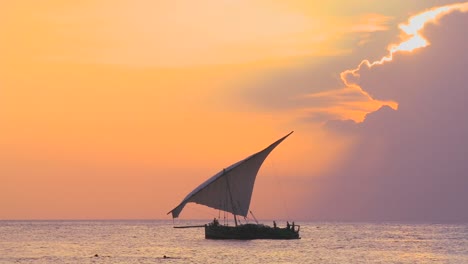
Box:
<box><xmin>299</xmin><ymin>86</ymin><xmax>397</xmax><ymax>122</ymax></box>
<box><xmin>298</xmin><ymin>3</ymin><xmax>468</xmax><ymax>123</ymax></box>
<box><xmin>304</xmin><ymin>9</ymin><xmax>468</xmax><ymax>222</ymax></box>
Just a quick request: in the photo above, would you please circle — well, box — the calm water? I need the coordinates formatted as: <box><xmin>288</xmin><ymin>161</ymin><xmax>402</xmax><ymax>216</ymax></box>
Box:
<box><xmin>0</xmin><ymin>220</ymin><xmax>467</xmax><ymax>263</ymax></box>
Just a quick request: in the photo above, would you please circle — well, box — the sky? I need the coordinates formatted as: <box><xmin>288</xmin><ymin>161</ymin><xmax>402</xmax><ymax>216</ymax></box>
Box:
<box><xmin>1</xmin><ymin>1</ymin><xmax>467</xmax><ymax>221</ymax></box>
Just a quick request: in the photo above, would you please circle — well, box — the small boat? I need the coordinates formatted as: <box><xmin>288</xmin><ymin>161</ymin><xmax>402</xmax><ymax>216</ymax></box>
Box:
<box><xmin>168</xmin><ymin>131</ymin><xmax>299</xmax><ymax>239</ymax></box>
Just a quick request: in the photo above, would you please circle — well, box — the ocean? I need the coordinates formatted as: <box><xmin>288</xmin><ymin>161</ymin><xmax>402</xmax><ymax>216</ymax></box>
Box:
<box><xmin>0</xmin><ymin>220</ymin><xmax>467</xmax><ymax>263</ymax></box>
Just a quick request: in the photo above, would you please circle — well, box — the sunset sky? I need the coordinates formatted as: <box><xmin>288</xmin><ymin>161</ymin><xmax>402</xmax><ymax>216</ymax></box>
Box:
<box><xmin>1</xmin><ymin>1</ymin><xmax>467</xmax><ymax>221</ymax></box>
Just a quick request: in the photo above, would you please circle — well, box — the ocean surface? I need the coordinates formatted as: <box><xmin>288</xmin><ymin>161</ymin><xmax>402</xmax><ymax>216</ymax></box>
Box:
<box><xmin>0</xmin><ymin>220</ymin><xmax>467</xmax><ymax>263</ymax></box>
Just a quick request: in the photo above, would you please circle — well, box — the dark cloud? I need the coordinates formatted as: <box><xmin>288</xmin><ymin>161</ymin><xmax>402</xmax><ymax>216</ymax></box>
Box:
<box><xmin>305</xmin><ymin>11</ymin><xmax>468</xmax><ymax>222</ymax></box>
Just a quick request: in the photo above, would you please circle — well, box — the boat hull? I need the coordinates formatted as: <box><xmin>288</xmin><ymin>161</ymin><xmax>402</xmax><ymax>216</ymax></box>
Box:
<box><xmin>205</xmin><ymin>223</ymin><xmax>300</xmax><ymax>240</ymax></box>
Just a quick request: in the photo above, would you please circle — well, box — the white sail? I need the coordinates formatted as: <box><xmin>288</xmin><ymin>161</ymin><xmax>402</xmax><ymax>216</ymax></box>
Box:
<box><xmin>168</xmin><ymin>131</ymin><xmax>293</xmax><ymax>218</ymax></box>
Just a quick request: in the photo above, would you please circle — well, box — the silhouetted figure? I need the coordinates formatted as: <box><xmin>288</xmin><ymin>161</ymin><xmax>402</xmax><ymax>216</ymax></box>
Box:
<box><xmin>273</xmin><ymin>221</ymin><xmax>277</xmax><ymax>228</ymax></box>
<box><xmin>292</xmin><ymin>222</ymin><xmax>295</xmax><ymax>231</ymax></box>
<box><xmin>286</xmin><ymin>221</ymin><xmax>290</xmax><ymax>229</ymax></box>
<box><xmin>213</xmin><ymin>218</ymin><xmax>219</xmax><ymax>226</ymax></box>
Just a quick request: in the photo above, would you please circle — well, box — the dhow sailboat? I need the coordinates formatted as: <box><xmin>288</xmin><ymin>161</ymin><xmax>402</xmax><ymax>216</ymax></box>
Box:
<box><xmin>168</xmin><ymin>131</ymin><xmax>300</xmax><ymax>239</ymax></box>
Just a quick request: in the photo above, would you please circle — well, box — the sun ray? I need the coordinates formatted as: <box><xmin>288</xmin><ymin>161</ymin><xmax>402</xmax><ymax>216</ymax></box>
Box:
<box><xmin>341</xmin><ymin>3</ymin><xmax>468</xmax><ymax>89</ymax></box>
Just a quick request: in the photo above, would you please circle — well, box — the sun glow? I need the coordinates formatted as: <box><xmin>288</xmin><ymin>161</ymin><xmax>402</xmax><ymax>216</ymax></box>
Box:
<box><xmin>341</xmin><ymin>3</ymin><xmax>468</xmax><ymax>89</ymax></box>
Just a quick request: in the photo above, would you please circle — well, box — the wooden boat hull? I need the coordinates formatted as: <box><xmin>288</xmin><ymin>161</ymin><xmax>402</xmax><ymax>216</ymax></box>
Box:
<box><xmin>205</xmin><ymin>223</ymin><xmax>300</xmax><ymax>240</ymax></box>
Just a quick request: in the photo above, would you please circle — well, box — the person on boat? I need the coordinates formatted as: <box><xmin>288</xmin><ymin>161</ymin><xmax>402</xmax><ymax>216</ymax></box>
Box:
<box><xmin>273</xmin><ymin>221</ymin><xmax>277</xmax><ymax>228</ymax></box>
<box><xmin>213</xmin><ymin>218</ymin><xmax>219</xmax><ymax>226</ymax></box>
<box><xmin>286</xmin><ymin>221</ymin><xmax>290</xmax><ymax>229</ymax></box>
<box><xmin>292</xmin><ymin>222</ymin><xmax>295</xmax><ymax>231</ymax></box>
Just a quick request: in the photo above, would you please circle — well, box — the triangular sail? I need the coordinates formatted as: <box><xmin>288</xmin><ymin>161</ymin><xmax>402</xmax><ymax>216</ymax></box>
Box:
<box><xmin>168</xmin><ymin>131</ymin><xmax>293</xmax><ymax>218</ymax></box>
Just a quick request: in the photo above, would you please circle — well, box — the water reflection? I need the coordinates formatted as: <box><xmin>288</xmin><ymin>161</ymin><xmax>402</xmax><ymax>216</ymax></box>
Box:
<box><xmin>0</xmin><ymin>220</ymin><xmax>466</xmax><ymax>263</ymax></box>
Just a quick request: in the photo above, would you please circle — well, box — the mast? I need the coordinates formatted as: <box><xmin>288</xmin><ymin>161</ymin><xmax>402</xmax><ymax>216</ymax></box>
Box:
<box><xmin>225</xmin><ymin>170</ymin><xmax>238</xmax><ymax>226</ymax></box>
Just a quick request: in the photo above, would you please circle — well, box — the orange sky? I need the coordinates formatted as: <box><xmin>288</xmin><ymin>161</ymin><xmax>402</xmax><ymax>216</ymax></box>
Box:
<box><xmin>1</xmin><ymin>1</ymin><xmax>464</xmax><ymax>220</ymax></box>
